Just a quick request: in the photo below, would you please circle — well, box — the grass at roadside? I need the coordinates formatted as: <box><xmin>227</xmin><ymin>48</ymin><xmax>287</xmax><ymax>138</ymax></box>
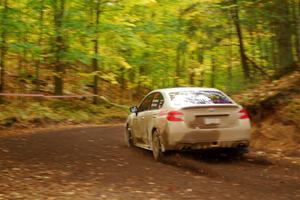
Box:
<box><xmin>0</xmin><ymin>99</ymin><xmax>129</xmax><ymax>129</ymax></box>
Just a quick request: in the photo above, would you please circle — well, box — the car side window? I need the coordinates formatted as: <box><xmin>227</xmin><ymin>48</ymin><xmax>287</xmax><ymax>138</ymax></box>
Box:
<box><xmin>138</xmin><ymin>93</ymin><xmax>155</xmax><ymax>112</ymax></box>
<box><xmin>150</xmin><ymin>92</ymin><xmax>164</xmax><ymax>110</ymax></box>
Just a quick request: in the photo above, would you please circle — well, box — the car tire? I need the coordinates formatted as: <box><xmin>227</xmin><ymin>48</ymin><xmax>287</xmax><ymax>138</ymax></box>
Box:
<box><xmin>225</xmin><ymin>147</ymin><xmax>248</xmax><ymax>158</ymax></box>
<box><xmin>125</xmin><ymin>127</ymin><xmax>134</xmax><ymax>147</ymax></box>
<box><xmin>152</xmin><ymin>130</ymin><xmax>165</xmax><ymax>162</ymax></box>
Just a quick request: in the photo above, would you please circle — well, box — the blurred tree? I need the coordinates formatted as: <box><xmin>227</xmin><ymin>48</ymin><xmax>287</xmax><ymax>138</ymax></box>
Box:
<box><xmin>0</xmin><ymin>0</ymin><xmax>299</xmax><ymax>101</ymax></box>
<box><xmin>52</xmin><ymin>0</ymin><xmax>66</xmax><ymax>95</ymax></box>
<box><xmin>0</xmin><ymin>0</ymin><xmax>8</xmax><ymax>95</ymax></box>
<box><xmin>272</xmin><ymin>0</ymin><xmax>295</xmax><ymax>77</ymax></box>
<box><xmin>229</xmin><ymin>0</ymin><xmax>250</xmax><ymax>80</ymax></box>
<box><xmin>89</xmin><ymin>0</ymin><xmax>101</xmax><ymax>104</ymax></box>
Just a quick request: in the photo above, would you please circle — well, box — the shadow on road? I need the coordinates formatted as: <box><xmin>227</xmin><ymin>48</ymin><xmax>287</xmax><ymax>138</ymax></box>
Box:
<box><xmin>154</xmin><ymin>149</ymin><xmax>274</xmax><ymax>179</ymax></box>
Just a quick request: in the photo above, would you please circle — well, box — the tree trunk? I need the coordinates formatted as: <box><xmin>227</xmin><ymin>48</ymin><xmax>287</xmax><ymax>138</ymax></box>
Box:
<box><xmin>231</xmin><ymin>0</ymin><xmax>251</xmax><ymax>81</ymax></box>
<box><xmin>35</xmin><ymin>0</ymin><xmax>45</xmax><ymax>91</ymax></box>
<box><xmin>273</xmin><ymin>0</ymin><xmax>295</xmax><ymax>77</ymax></box>
<box><xmin>291</xmin><ymin>0</ymin><xmax>300</xmax><ymax>63</ymax></box>
<box><xmin>228</xmin><ymin>24</ymin><xmax>234</xmax><ymax>91</ymax></box>
<box><xmin>197</xmin><ymin>47</ymin><xmax>205</xmax><ymax>87</ymax></box>
<box><xmin>270</xmin><ymin>24</ymin><xmax>278</xmax><ymax>70</ymax></box>
<box><xmin>175</xmin><ymin>45</ymin><xmax>181</xmax><ymax>86</ymax></box>
<box><xmin>119</xmin><ymin>67</ymin><xmax>126</xmax><ymax>104</ymax></box>
<box><xmin>0</xmin><ymin>0</ymin><xmax>8</xmax><ymax>96</ymax></box>
<box><xmin>189</xmin><ymin>69</ymin><xmax>195</xmax><ymax>85</ymax></box>
<box><xmin>53</xmin><ymin>0</ymin><xmax>65</xmax><ymax>95</ymax></box>
<box><xmin>199</xmin><ymin>71</ymin><xmax>205</xmax><ymax>87</ymax></box>
<box><xmin>92</xmin><ymin>0</ymin><xmax>100</xmax><ymax>104</ymax></box>
<box><xmin>211</xmin><ymin>56</ymin><xmax>216</xmax><ymax>88</ymax></box>
<box><xmin>175</xmin><ymin>43</ymin><xmax>187</xmax><ymax>86</ymax></box>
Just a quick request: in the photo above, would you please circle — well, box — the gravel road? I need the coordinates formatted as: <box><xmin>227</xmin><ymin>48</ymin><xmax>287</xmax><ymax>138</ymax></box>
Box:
<box><xmin>0</xmin><ymin>126</ymin><xmax>299</xmax><ymax>200</ymax></box>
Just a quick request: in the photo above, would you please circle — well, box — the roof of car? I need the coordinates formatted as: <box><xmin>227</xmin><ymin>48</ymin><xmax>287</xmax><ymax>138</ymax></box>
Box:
<box><xmin>152</xmin><ymin>87</ymin><xmax>221</xmax><ymax>93</ymax></box>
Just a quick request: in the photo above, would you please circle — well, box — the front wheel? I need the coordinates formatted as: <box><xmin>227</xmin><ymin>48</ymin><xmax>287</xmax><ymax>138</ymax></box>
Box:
<box><xmin>125</xmin><ymin>127</ymin><xmax>134</xmax><ymax>147</ymax></box>
<box><xmin>152</xmin><ymin>130</ymin><xmax>165</xmax><ymax>161</ymax></box>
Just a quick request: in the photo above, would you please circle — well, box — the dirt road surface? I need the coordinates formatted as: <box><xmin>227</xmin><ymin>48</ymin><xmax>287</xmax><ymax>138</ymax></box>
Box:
<box><xmin>0</xmin><ymin>126</ymin><xmax>299</xmax><ymax>200</ymax></box>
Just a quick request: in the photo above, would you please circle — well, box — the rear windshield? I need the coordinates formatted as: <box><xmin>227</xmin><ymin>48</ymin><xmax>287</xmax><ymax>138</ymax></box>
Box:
<box><xmin>168</xmin><ymin>90</ymin><xmax>233</xmax><ymax>107</ymax></box>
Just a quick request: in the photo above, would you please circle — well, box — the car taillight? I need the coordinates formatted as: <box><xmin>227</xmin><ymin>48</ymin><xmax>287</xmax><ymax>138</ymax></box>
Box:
<box><xmin>239</xmin><ymin>109</ymin><xmax>249</xmax><ymax>119</ymax></box>
<box><xmin>167</xmin><ymin>111</ymin><xmax>184</xmax><ymax>122</ymax></box>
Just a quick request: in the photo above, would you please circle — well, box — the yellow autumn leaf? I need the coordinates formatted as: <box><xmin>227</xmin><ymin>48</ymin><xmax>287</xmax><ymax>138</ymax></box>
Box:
<box><xmin>119</xmin><ymin>60</ymin><xmax>132</xmax><ymax>69</ymax></box>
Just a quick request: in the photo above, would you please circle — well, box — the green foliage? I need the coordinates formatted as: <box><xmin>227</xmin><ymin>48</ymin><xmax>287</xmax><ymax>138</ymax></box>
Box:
<box><xmin>0</xmin><ymin>0</ymin><xmax>299</xmax><ymax>98</ymax></box>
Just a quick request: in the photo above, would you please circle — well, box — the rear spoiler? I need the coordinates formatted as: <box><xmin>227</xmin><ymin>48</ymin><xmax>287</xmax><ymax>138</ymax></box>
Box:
<box><xmin>181</xmin><ymin>104</ymin><xmax>239</xmax><ymax>110</ymax></box>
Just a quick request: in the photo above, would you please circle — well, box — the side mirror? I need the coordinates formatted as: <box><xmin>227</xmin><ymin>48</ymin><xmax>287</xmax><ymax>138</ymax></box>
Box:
<box><xmin>130</xmin><ymin>106</ymin><xmax>138</xmax><ymax>115</ymax></box>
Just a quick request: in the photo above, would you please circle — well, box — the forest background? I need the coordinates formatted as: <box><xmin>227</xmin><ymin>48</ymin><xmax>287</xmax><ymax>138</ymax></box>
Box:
<box><xmin>0</xmin><ymin>0</ymin><xmax>299</xmax><ymax>126</ymax></box>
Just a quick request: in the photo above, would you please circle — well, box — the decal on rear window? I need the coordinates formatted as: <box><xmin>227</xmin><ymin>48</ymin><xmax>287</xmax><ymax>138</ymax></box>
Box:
<box><xmin>168</xmin><ymin>90</ymin><xmax>232</xmax><ymax>106</ymax></box>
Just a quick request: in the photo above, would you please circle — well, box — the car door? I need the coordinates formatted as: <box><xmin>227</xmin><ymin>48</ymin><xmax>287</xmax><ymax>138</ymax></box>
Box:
<box><xmin>141</xmin><ymin>92</ymin><xmax>165</xmax><ymax>145</ymax></box>
<box><xmin>132</xmin><ymin>93</ymin><xmax>155</xmax><ymax>144</ymax></box>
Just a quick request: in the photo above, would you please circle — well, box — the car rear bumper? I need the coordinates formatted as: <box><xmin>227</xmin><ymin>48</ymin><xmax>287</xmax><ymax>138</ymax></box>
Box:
<box><xmin>162</xmin><ymin>120</ymin><xmax>251</xmax><ymax>151</ymax></box>
<box><xmin>173</xmin><ymin>140</ymin><xmax>250</xmax><ymax>151</ymax></box>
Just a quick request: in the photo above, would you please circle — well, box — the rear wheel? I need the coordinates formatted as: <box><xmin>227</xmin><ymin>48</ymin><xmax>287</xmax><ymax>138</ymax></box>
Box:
<box><xmin>152</xmin><ymin>130</ymin><xmax>165</xmax><ymax>161</ymax></box>
<box><xmin>224</xmin><ymin>147</ymin><xmax>248</xmax><ymax>158</ymax></box>
<box><xmin>125</xmin><ymin>127</ymin><xmax>134</xmax><ymax>147</ymax></box>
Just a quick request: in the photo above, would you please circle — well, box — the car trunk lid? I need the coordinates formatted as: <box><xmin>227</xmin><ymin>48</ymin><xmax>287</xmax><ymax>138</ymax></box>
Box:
<box><xmin>180</xmin><ymin>104</ymin><xmax>240</xmax><ymax>129</ymax></box>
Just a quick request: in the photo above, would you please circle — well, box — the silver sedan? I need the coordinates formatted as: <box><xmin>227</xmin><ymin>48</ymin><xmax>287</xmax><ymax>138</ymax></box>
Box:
<box><xmin>125</xmin><ymin>87</ymin><xmax>251</xmax><ymax>161</ymax></box>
